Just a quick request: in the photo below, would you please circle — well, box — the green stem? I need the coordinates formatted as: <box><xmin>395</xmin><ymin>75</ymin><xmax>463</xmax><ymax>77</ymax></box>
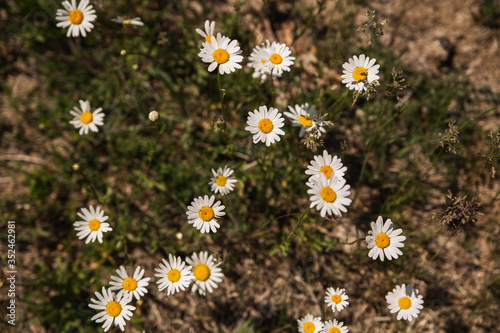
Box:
<box><xmin>147</xmin><ymin>125</ymin><xmax>162</xmax><ymax>173</ymax></box>
<box><xmin>217</xmin><ymin>70</ymin><xmax>228</xmax><ymax>135</ymax></box>
<box><xmin>78</xmin><ymin>169</ymin><xmax>101</xmax><ymax>204</ymax></box>
<box><xmin>270</xmin><ymin>69</ymin><xmax>275</xmax><ymax>105</ymax></box>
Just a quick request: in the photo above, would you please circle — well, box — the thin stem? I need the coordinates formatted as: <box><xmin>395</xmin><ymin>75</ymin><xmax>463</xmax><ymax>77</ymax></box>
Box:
<box><xmin>78</xmin><ymin>169</ymin><xmax>101</xmax><ymax>204</ymax></box>
<box><xmin>147</xmin><ymin>125</ymin><xmax>162</xmax><ymax>174</ymax></box>
<box><xmin>287</xmin><ymin>207</ymin><xmax>311</xmax><ymax>241</ymax></box>
<box><xmin>217</xmin><ymin>70</ymin><xmax>228</xmax><ymax>135</ymax></box>
<box><xmin>270</xmin><ymin>68</ymin><xmax>275</xmax><ymax>105</ymax></box>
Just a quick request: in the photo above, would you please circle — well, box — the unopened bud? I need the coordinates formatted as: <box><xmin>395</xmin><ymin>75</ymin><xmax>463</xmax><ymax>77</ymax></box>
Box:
<box><xmin>148</xmin><ymin>110</ymin><xmax>159</xmax><ymax>122</ymax></box>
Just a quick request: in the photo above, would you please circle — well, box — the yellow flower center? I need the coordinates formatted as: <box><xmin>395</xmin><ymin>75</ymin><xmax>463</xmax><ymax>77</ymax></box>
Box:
<box><xmin>398</xmin><ymin>296</ymin><xmax>412</xmax><ymax>310</ymax></box>
<box><xmin>261</xmin><ymin>59</ymin><xmax>267</xmax><ymax>64</ymax></box>
<box><xmin>198</xmin><ymin>206</ymin><xmax>215</xmax><ymax>222</ymax></box>
<box><xmin>319</xmin><ymin>165</ymin><xmax>334</xmax><ymax>179</ymax></box>
<box><xmin>213</xmin><ymin>49</ymin><xmax>229</xmax><ymax>64</ymax></box>
<box><xmin>193</xmin><ymin>264</ymin><xmax>211</xmax><ymax>282</ymax></box>
<box><xmin>298</xmin><ymin>116</ymin><xmax>312</xmax><ymax>127</ymax></box>
<box><xmin>124</xmin><ymin>19</ymin><xmax>130</xmax><ymax>25</ymax></box>
<box><xmin>122</xmin><ymin>277</ymin><xmax>137</xmax><ymax>291</ymax></box>
<box><xmin>69</xmin><ymin>9</ymin><xmax>84</xmax><ymax>25</ymax></box>
<box><xmin>329</xmin><ymin>328</ymin><xmax>341</xmax><ymax>333</ymax></box>
<box><xmin>215</xmin><ymin>175</ymin><xmax>227</xmax><ymax>186</ymax></box>
<box><xmin>270</xmin><ymin>53</ymin><xmax>283</xmax><ymax>65</ymax></box>
<box><xmin>331</xmin><ymin>294</ymin><xmax>342</xmax><ymax>304</ymax></box>
<box><xmin>105</xmin><ymin>301</ymin><xmax>122</xmax><ymax>317</ymax></box>
<box><xmin>353</xmin><ymin>67</ymin><xmax>368</xmax><ymax>81</ymax></box>
<box><xmin>167</xmin><ymin>268</ymin><xmax>181</xmax><ymax>282</ymax></box>
<box><xmin>258</xmin><ymin>118</ymin><xmax>273</xmax><ymax>134</ymax></box>
<box><xmin>205</xmin><ymin>34</ymin><xmax>213</xmax><ymax>43</ymax></box>
<box><xmin>80</xmin><ymin>111</ymin><xmax>93</xmax><ymax>124</ymax></box>
<box><xmin>303</xmin><ymin>322</ymin><xmax>315</xmax><ymax>333</ymax></box>
<box><xmin>320</xmin><ymin>187</ymin><xmax>336</xmax><ymax>203</ymax></box>
<box><xmin>88</xmin><ymin>219</ymin><xmax>100</xmax><ymax>231</ymax></box>
<box><xmin>375</xmin><ymin>232</ymin><xmax>390</xmax><ymax>248</ymax></box>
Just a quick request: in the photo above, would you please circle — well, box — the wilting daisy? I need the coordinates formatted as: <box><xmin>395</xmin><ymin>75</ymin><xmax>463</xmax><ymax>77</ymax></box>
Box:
<box><xmin>111</xmin><ymin>16</ymin><xmax>144</xmax><ymax>26</ymax></box>
<box><xmin>247</xmin><ymin>40</ymin><xmax>282</xmax><ymax>82</ymax></box>
<box><xmin>155</xmin><ymin>253</ymin><xmax>194</xmax><ymax>295</ymax></box>
<box><xmin>186</xmin><ymin>195</ymin><xmax>226</xmax><ymax>233</ymax></box>
<box><xmin>307</xmin><ymin>173</ymin><xmax>351</xmax><ymax>218</ymax></box>
<box><xmin>89</xmin><ymin>287</ymin><xmax>135</xmax><ymax>332</ymax></box>
<box><xmin>323</xmin><ymin>319</ymin><xmax>349</xmax><ymax>333</ymax></box>
<box><xmin>73</xmin><ymin>205</ymin><xmax>112</xmax><ymax>244</ymax></box>
<box><xmin>69</xmin><ymin>99</ymin><xmax>104</xmax><ymax>135</ymax></box>
<box><xmin>297</xmin><ymin>313</ymin><xmax>324</xmax><ymax>333</ymax></box>
<box><xmin>366</xmin><ymin>216</ymin><xmax>406</xmax><ymax>261</ymax></box>
<box><xmin>198</xmin><ymin>32</ymin><xmax>243</xmax><ymax>75</ymax></box>
<box><xmin>209</xmin><ymin>165</ymin><xmax>237</xmax><ymax>195</ymax></box>
<box><xmin>245</xmin><ymin>105</ymin><xmax>285</xmax><ymax>146</ymax></box>
<box><xmin>386</xmin><ymin>284</ymin><xmax>424</xmax><ymax>321</ymax></box>
<box><xmin>284</xmin><ymin>103</ymin><xmax>325</xmax><ymax>138</ymax></box>
<box><xmin>196</xmin><ymin>20</ymin><xmax>216</xmax><ymax>43</ymax></box>
<box><xmin>185</xmin><ymin>251</ymin><xmax>224</xmax><ymax>295</ymax></box>
<box><xmin>325</xmin><ymin>287</ymin><xmax>349</xmax><ymax>313</ymax></box>
<box><xmin>341</xmin><ymin>54</ymin><xmax>380</xmax><ymax>92</ymax></box>
<box><xmin>109</xmin><ymin>266</ymin><xmax>150</xmax><ymax>301</ymax></box>
<box><xmin>305</xmin><ymin>150</ymin><xmax>347</xmax><ymax>182</ymax></box>
<box><xmin>262</xmin><ymin>41</ymin><xmax>295</xmax><ymax>76</ymax></box>
<box><xmin>56</xmin><ymin>0</ymin><xmax>97</xmax><ymax>38</ymax></box>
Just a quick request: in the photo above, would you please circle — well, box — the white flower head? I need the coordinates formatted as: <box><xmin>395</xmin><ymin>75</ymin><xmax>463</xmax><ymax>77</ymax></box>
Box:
<box><xmin>109</xmin><ymin>266</ymin><xmax>150</xmax><ymax>301</ymax></box>
<box><xmin>185</xmin><ymin>251</ymin><xmax>224</xmax><ymax>295</ymax></box>
<box><xmin>305</xmin><ymin>150</ymin><xmax>347</xmax><ymax>182</ymax></box>
<box><xmin>297</xmin><ymin>313</ymin><xmax>324</xmax><ymax>333</ymax></box>
<box><xmin>209</xmin><ymin>165</ymin><xmax>237</xmax><ymax>195</ymax></box>
<box><xmin>307</xmin><ymin>173</ymin><xmax>351</xmax><ymax>218</ymax></box>
<box><xmin>111</xmin><ymin>16</ymin><xmax>144</xmax><ymax>26</ymax></box>
<box><xmin>155</xmin><ymin>253</ymin><xmax>194</xmax><ymax>295</ymax></box>
<box><xmin>89</xmin><ymin>287</ymin><xmax>135</xmax><ymax>332</ymax></box>
<box><xmin>69</xmin><ymin>99</ymin><xmax>104</xmax><ymax>135</ymax></box>
<box><xmin>73</xmin><ymin>205</ymin><xmax>112</xmax><ymax>244</ymax></box>
<box><xmin>56</xmin><ymin>0</ymin><xmax>96</xmax><ymax>38</ymax></box>
<box><xmin>245</xmin><ymin>105</ymin><xmax>285</xmax><ymax>146</ymax></box>
<box><xmin>247</xmin><ymin>40</ymin><xmax>282</xmax><ymax>82</ymax></box>
<box><xmin>323</xmin><ymin>319</ymin><xmax>349</xmax><ymax>333</ymax></box>
<box><xmin>284</xmin><ymin>103</ymin><xmax>325</xmax><ymax>138</ymax></box>
<box><xmin>386</xmin><ymin>284</ymin><xmax>424</xmax><ymax>321</ymax></box>
<box><xmin>186</xmin><ymin>195</ymin><xmax>226</xmax><ymax>233</ymax></box>
<box><xmin>198</xmin><ymin>32</ymin><xmax>243</xmax><ymax>75</ymax></box>
<box><xmin>366</xmin><ymin>216</ymin><xmax>406</xmax><ymax>261</ymax></box>
<box><xmin>196</xmin><ymin>20</ymin><xmax>216</xmax><ymax>43</ymax></box>
<box><xmin>341</xmin><ymin>54</ymin><xmax>380</xmax><ymax>92</ymax></box>
<box><xmin>325</xmin><ymin>287</ymin><xmax>349</xmax><ymax>313</ymax></box>
<box><xmin>262</xmin><ymin>41</ymin><xmax>295</xmax><ymax>76</ymax></box>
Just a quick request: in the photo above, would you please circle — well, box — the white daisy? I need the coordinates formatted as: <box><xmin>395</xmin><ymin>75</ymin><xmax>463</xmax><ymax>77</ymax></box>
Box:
<box><xmin>305</xmin><ymin>150</ymin><xmax>347</xmax><ymax>182</ymax></box>
<box><xmin>386</xmin><ymin>284</ymin><xmax>424</xmax><ymax>321</ymax></box>
<box><xmin>247</xmin><ymin>40</ymin><xmax>282</xmax><ymax>82</ymax></box>
<box><xmin>56</xmin><ymin>0</ymin><xmax>97</xmax><ymax>38</ymax></box>
<box><xmin>109</xmin><ymin>266</ymin><xmax>150</xmax><ymax>301</ymax></box>
<box><xmin>341</xmin><ymin>54</ymin><xmax>380</xmax><ymax>92</ymax></box>
<box><xmin>111</xmin><ymin>16</ymin><xmax>144</xmax><ymax>26</ymax></box>
<box><xmin>209</xmin><ymin>165</ymin><xmax>237</xmax><ymax>195</ymax></box>
<box><xmin>262</xmin><ymin>41</ymin><xmax>295</xmax><ymax>76</ymax></box>
<box><xmin>323</xmin><ymin>319</ymin><xmax>349</xmax><ymax>333</ymax></box>
<box><xmin>283</xmin><ymin>103</ymin><xmax>323</xmax><ymax>138</ymax></box>
<box><xmin>73</xmin><ymin>205</ymin><xmax>112</xmax><ymax>244</ymax></box>
<box><xmin>325</xmin><ymin>287</ymin><xmax>349</xmax><ymax>313</ymax></box>
<box><xmin>297</xmin><ymin>313</ymin><xmax>324</xmax><ymax>333</ymax></box>
<box><xmin>186</xmin><ymin>195</ymin><xmax>226</xmax><ymax>233</ymax></box>
<box><xmin>196</xmin><ymin>20</ymin><xmax>216</xmax><ymax>43</ymax></box>
<box><xmin>307</xmin><ymin>173</ymin><xmax>351</xmax><ymax>218</ymax></box>
<box><xmin>198</xmin><ymin>32</ymin><xmax>243</xmax><ymax>75</ymax></box>
<box><xmin>245</xmin><ymin>105</ymin><xmax>285</xmax><ymax>146</ymax></box>
<box><xmin>69</xmin><ymin>99</ymin><xmax>104</xmax><ymax>135</ymax></box>
<box><xmin>366</xmin><ymin>216</ymin><xmax>406</xmax><ymax>261</ymax></box>
<box><xmin>89</xmin><ymin>287</ymin><xmax>135</xmax><ymax>332</ymax></box>
<box><xmin>185</xmin><ymin>251</ymin><xmax>224</xmax><ymax>295</ymax></box>
<box><xmin>154</xmin><ymin>253</ymin><xmax>194</xmax><ymax>295</ymax></box>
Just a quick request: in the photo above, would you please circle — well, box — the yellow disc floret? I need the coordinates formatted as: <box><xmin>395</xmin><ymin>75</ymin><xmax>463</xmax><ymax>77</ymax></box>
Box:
<box><xmin>205</xmin><ymin>34</ymin><xmax>213</xmax><ymax>43</ymax></box>
<box><xmin>122</xmin><ymin>277</ymin><xmax>137</xmax><ymax>291</ymax></box>
<box><xmin>105</xmin><ymin>301</ymin><xmax>122</xmax><ymax>317</ymax></box>
<box><xmin>215</xmin><ymin>175</ymin><xmax>227</xmax><ymax>186</ymax></box>
<box><xmin>303</xmin><ymin>322</ymin><xmax>315</xmax><ymax>333</ymax></box>
<box><xmin>319</xmin><ymin>165</ymin><xmax>334</xmax><ymax>179</ymax></box>
<box><xmin>213</xmin><ymin>49</ymin><xmax>229</xmax><ymax>64</ymax></box>
<box><xmin>193</xmin><ymin>264</ymin><xmax>211</xmax><ymax>282</ymax></box>
<box><xmin>270</xmin><ymin>53</ymin><xmax>283</xmax><ymax>65</ymax></box>
<box><xmin>258</xmin><ymin>118</ymin><xmax>274</xmax><ymax>134</ymax></box>
<box><xmin>320</xmin><ymin>187</ymin><xmax>337</xmax><ymax>203</ymax></box>
<box><xmin>167</xmin><ymin>268</ymin><xmax>181</xmax><ymax>282</ymax></box>
<box><xmin>329</xmin><ymin>327</ymin><xmax>340</xmax><ymax>333</ymax></box>
<box><xmin>398</xmin><ymin>296</ymin><xmax>412</xmax><ymax>310</ymax></box>
<box><xmin>298</xmin><ymin>116</ymin><xmax>312</xmax><ymax>127</ymax></box>
<box><xmin>331</xmin><ymin>294</ymin><xmax>342</xmax><ymax>304</ymax></box>
<box><xmin>80</xmin><ymin>111</ymin><xmax>93</xmax><ymax>124</ymax></box>
<box><xmin>69</xmin><ymin>9</ymin><xmax>84</xmax><ymax>25</ymax></box>
<box><xmin>353</xmin><ymin>67</ymin><xmax>368</xmax><ymax>81</ymax></box>
<box><xmin>88</xmin><ymin>219</ymin><xmax>101</xmax><ymax>231</ymax></box>
<box><xmin>375</xmin><ymin>233</ymin><xmax>390</xmax><ymax>248</ymax></box>
<box><xmin>198</xmin><ymin>206</ymin><xmax>215</xmax><ymax>222</ymax></box>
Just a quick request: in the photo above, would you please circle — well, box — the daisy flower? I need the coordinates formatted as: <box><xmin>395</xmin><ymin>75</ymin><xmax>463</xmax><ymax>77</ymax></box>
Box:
<box><xmin>73</xmin><ymin>205</ymin><xmax>112</xmax><ymax>244</ymax></box>
<box><xmin>186</xmin><ymin>195</ymin><xmax>226</xmax><ymax>233</ymax></box>
<box><xmin>297</xmin><ymin>313</ymin><xmax>324</xmax><ymax>333</ymax></box>
<box><xmin>196</xmin><ymin>20</ymin><xmax>216</xmax><ymax>43</ymax></box>
<box><xmin>109</xmin><ymin>266</ymin><xmax>150</xmax><ymax>301</ymax></box>
<box><xmin>155</xmin><ymin>253</ymin><xmax>194</xmax><ymax>295</ymax></box>
<box><xmin>325</xmin><ymin>287</ymin><xmax>349</xmax><ymax>313</ymax></box>
<box><xmin>247</xmin><ymin>40</ymin><xmax>282</xmax><ymax>82</ymax></box>
<box><xmin>283</xmin><ymin>103</ymin><xmax>325</xmax><ymax>138</ymax></box>
<box><xmin>56</xmin><ymin>0</ymin><xmax>96</xmax><ymax>38</ymax></box>
<box><xmin>185</xmin><ymin>251</ymin><xmax>224</xmax><ymax>295</ymax></box>
<box><xmin>198</xmin><ymin>32</ymin><xmax>243</xmax><ymax>75</ymax></box>
<box><xmin>305</xmin><ymin>150</ymin><xmax>347</xmax><ymax>182</ymax></box>
<box><xmin>262</xmin><ymin>41</ymin><xmax>295</xmax><ymax>76</ymax></box>
<box><xmin>386</xmin><ymin>284</ymin><xmax>424</xmax><ymax>321</ymax></box>
<box><xmin>69</xmin><ymin>99</ymin><xmax>104</xmax><ymax>135</ymax></box>
<box><xmin>341</xmin><ymin>54</ymin><xmax>380</xmax><ymax>92</ymax></box>
<box><xmin>209</xmin><ymin>165</ymin><xmax>237</xmax><ymax>195</ymax></box>
<box><xmin>323</xmin><ymin>319</ymin><xmax>349</xmax><ymax>333</ymax></box>
<box><xmin>89</xmin><ymin>287</ymin><xmax>135</xmax><ymax>332</ymax></box>
<box><xmin>245</xmin><ymin>105</ymin><xmax>285</xmax><ymax>146</ymax></box>
<box><xmin>307</xmin><ymin>173</ymin><xmax>351</xmax><ymax>218</ymax></box>
<box><xmin>111</xmin><ymin>16</ymin><xmax>144</xmax><ymax>26</ymax></box>
<box><xmin>365</xmin><ymin>216</ymin><xmax>406</xmax><ymax>261</ymax></box>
